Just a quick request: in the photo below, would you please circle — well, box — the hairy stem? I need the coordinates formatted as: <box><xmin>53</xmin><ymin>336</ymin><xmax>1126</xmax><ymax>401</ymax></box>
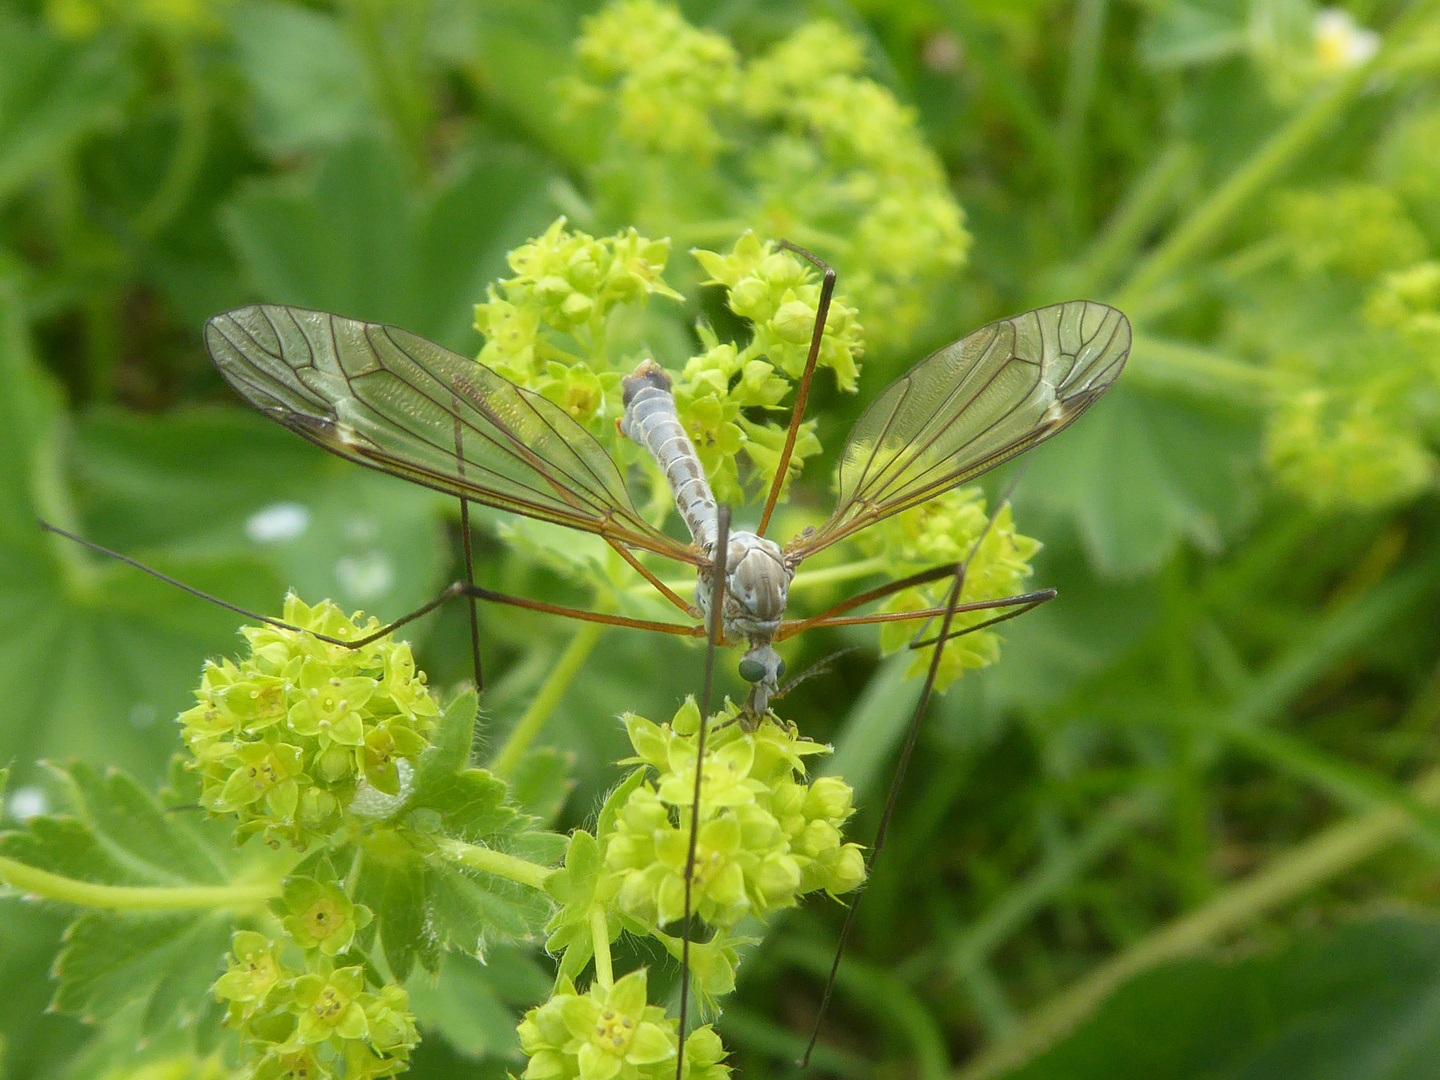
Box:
<box><xmin>590</xmin><ymin>906</ymin><xmax>613</xmax><ymax>991</ymax></box>
<box><xmin>0</xmin><ymin>856</ymin><xmax>276</xmax><ymax>912</ymax></box>
<box><xmin>490</xmin><ymin>621</ymin><xmax>604</xmax><ymax>778</ymax></box>
<box><xmin>434</xmin><ymin>838</ymin><xmax>553</xmax><ymax>891</ymax></box>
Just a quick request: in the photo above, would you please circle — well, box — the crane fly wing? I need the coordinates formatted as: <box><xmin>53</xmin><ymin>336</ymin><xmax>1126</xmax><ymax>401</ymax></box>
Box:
<box><xmin>786</xmin><ymin>301</ymin><xmax>1129</xmax><ymax>562</ymax></box>
<box><xmin>207</xmin><ymin>304</ymin><xmax>705</xmax><ymax>567</ymax></box>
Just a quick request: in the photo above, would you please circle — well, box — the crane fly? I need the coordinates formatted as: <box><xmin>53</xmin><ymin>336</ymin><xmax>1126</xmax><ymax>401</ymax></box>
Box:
<box><xmin>199</xmin><ymin>294</ymin><xmax>1128</xmax><ymax>712</ymax></box>
<box><xmin>49</xmin><ymin>246</ymin><xmax>1129</xmax><ymax>1074</ymax></box>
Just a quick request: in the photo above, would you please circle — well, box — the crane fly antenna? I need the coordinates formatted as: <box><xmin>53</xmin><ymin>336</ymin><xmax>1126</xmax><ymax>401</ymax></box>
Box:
<box><xmin>800</xmin><ymin>543</ymin><xmax>980</xmax><ymax>1068</ymax></box>
<box><xmin>454</xmin><ymin>409</ymin><xmax>484</xmax><ymax>692</ymax></box>
<box><xmin>771</xmin><ymin>645</ymin><xmax>863</xmax><ymax>702</ymax></box>
<box><xmin>676</xmin><ymin>503</ymin><xmax>730</xmax><ymax>1080</ymax></box>
<box><xmin>756</xmin><ymin>240</ymin><xmax>835</xmax><ymax>538</ymax></box>
<box><xmin>39</xmin><ymin>520</ymin><xmax>360</xmax><ymax>647</ymax></box>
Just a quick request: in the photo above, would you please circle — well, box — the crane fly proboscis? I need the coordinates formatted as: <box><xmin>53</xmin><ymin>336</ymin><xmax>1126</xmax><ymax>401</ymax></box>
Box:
<box><xmin>48</xmin><ymin>247</ymin><xmax>1130</xmax><ymax>1072</ymax></box>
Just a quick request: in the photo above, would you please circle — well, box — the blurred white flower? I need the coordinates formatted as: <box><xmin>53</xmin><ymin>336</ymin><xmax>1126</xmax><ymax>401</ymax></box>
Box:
<box><xmin>245</xmin><ymin>501</ymin><xmax>311</xmax><ymax>543</ymax></box>
<box><xmin>335</xmin><ymin>551</ymin><xmax>394</xmax><ymax>600</ymax></box>
<box><xmin>1314</xmin><ymin>8</ymin><xmax>1379</xmax><ymax>71</ymax></box>
<box><xmin>8</xmin><ymin>785</ymin><xmax>47</xmax><ymax>822</ymax></box>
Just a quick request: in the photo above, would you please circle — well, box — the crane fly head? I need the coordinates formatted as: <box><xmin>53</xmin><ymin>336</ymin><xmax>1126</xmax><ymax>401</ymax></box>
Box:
<box><xmin>696</xmin><ymin>529</ymin><xmax>792</xmax><ymax>714</ymax></box>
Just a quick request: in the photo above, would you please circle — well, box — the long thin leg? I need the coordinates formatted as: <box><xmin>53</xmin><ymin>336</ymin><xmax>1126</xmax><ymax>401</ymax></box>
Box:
<box><xmin>607</xmin><ymin>537</ymin><xmax>694</xmax><ymax>614</ymax></box>
<box><xmin>41</xmin><ymin>521</ymin><xmax>704</xmax><ymax>650</ymax></box>
<box><xmin>800</xmin><ymin>547</ymin><xmax>971</xmax><ymax>1068</ymax></box>
<box><xmin>776</xmin><ymin>561</ymin><xmax>965</xmax><ymax>639</ymax></box>
<box><xmin>41</xmin><ymin>520</ymin><xmax>364</xmax><ymax>648</ymax></box>
<box><xmin>455</xmin><ymin>413</ymin><xmax>484</xmax><ymax>691</ymax></box>
<box><xmin>756</xmin><ymin>241</ymin><xmax>835</xmax><ymax>538</ymax></box>
<box><xmin>677</xmin><ymin>505</ymin><xmax>731</xmax><ymax>1080</ymax></box>
<box><xmin>776</xmin><ymin>588</ymin><xmax>1056</xmax><ymax>639</ymax></box>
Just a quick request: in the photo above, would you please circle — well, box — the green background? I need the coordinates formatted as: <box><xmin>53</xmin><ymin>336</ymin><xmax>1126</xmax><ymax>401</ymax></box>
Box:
<box><xmin>6</xmin><ymin>1</ymin><xmax>1440</xmax><ymax>1078</ymax></box>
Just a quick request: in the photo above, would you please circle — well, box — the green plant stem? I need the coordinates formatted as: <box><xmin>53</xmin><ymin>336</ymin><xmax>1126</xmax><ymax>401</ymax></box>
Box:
<box><xmin>0</xmin><ymin>856</ymin><xmax>276</xmax><ymax>911</ymax></box>
<box><xmin>489</xmin><ymin>621</ymin><xmax>604</xmax><ymax>779</ymax></box>
<box><xmin>434</xmin><ymin>838</ymin><xmax>553</xmax><ymax>891</ymax></box>
<box><xmin>717</xmin><ymin>1006</ymin><xmax>873</xmax><ymax>1079</ymax></box>
<box><xmin>1114</xmin><ymin>60</ymin><xmax>1374</xmax><ymax>310</ymax></box>
<box><xmin>134</xmin><ymin>38</ymin><xmax>208</xmax><ymax>238</ymax></box>
<box><xmin>1056</xmin><ymin>0</ymin><xmax>1108</xmax><ymax>236</ymax></box>
<box><xmin>1127</xmin><ymin>334</ymin><xmax>1289</xmax><ymax>404</ymax></box>
<box><xmin>955</xmin><ymin>765</ymin><xmax>1440</xmax><ymax>1080</ymax></box>
<box><xmin>944</xmin><ymin>789</ymin><xmax>1163</xmax><ymax>976</ymax></box>
<box><xmin>1212</xmin><ymin>720</ymin><xmax>1440</xmax><ymax>859</ymax></box>
<box><xmin>952</xmin><ymin>553</ymin><xmax>1440</xmax><ymax>1078</ymax></box>
<box><xmin>590</xmin><ymin>906</ymin><xmax>613</xmax><ymax>991</ymax></box>
<box><xmin>775</xmin><ymin>934</ymin><xmax>950</xmax><ymax>1080</ymax></box>
<box><xmin>1070</xmin><ymin>141</ymin><xmax>1193</xmax><ymax>298</ymax></box>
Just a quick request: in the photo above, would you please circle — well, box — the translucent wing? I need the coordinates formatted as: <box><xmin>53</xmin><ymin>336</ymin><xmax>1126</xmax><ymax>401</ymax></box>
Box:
<box><xmin>207</xmin><ymin>305</ymin><xmax>705</xmax><ymax>567</ymax></box>
<box><xmin>787</xmin><ymin>301</ymin><xmax>1129</xmax><ymax>562</ymax></box>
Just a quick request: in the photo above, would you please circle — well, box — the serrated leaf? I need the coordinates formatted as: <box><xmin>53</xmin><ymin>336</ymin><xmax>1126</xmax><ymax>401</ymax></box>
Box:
<box><xmin>54</xmin><ymin>910</ymin><xmax>231</xmax><ymax>1033</ymax></box>
<box><xmin>1018</xmin><ymin>382</ymin><xmax>1261</xmax><ymax>577</ymax></box>
<box><xmin>221</xmin><ymin>136</ymin><xmax>557</xmax><ymax>352</ymax></box>
<box><xmin>1005</xmin><ymin>916</ymin><xmax>1440</xmax><ymax>1080</ymax></box>
<box><xmin>0</xmin><ymin>11</ymin><xmax>130</xmax><ymax>204</ymax></box>
<box><xmin>407</xmin><ymin>947</ymin><xmax>549</xmax><ymax>1061</ymax></box>
<box><xmin>228</xmin><ymin>1</ymin><xmax>374</xmax><ymax>157</ymax></box>
<box><xmin>412</xmin><ymin>693</ymin><xmax>480</xmax><ymax>793</ymax></box>
<box><xmin>356</xmin><ymin>852</ymin><xmax>432</xmax><ymax>981</ymax></box>
<box><xmin>0</xmin><ymin>761</ymin><xmax>264</xmax><ymax>1038</ymax></box>
<box><xmin>353</xmin><ymin>692</ymin><xmax>560</xmax><ymax>976</ymax></box>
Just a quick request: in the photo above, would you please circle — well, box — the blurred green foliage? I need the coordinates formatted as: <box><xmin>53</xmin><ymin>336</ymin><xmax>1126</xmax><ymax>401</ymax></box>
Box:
<box><xmin>6</xmin><ymin>0</ymin><xmax>1440</xmax><ymax>1078</ymax></box>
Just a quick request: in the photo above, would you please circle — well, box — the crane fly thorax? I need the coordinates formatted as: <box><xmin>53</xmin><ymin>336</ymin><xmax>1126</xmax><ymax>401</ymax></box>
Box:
<box><xmin>695</xmin><ymin>530</ymin><xmax>791</xmax><ymax>643</ymax></box>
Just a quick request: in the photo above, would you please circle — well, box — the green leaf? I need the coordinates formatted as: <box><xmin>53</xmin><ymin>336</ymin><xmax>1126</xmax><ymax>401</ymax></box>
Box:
<box><xmin>228</xmin><ymin>1</ymin><xmax>374</xmax><ymax>157</ymax></box>
<box><xmin>1005</xmin><ymin>916</ymin><xmax>1440</xmax><ymax>1080</ymax></box>
<box><xmin>355</xmin><ymin>844</ymin><xmax>433</xmax><ymax>982</ymax></box>
<box><xmin>355</xmin><ymin>695</ymin><xmax>560</xmax><ymax>977</ymax></box>
<box><xmin>407</xmin><ymin>947</ymin><xmax>549</xmax><ymax>1061</ymax></box>
<box><xmin>1018</xmin><ymin>382</ymin><xmax>1261</xmax><ymax>577</ymax></box>
<box><xmin>0</xmin><ymin>11</ymin><xmax>130</xmax><ymax>205</ymax></box>
<box><xmin>506</xmin><ymin>746</ymin><xmax>575</xmax><ymax>826</ymax></box>
<box><xmin>72</xmin><ymin>406</ymin><xmax>453</xmax><ymax>627</ymax></box>
<box><xmin>0</xmin><ymin>286</ymin><xmax>287</xmax><ymax>785</ymax></box>
<box><xmin>222</xmin><ymin>135</ymin><xmax>558</xmax><ymax>351</ymax></box>
<box><xmin>0</xmin><ymin>761</ymin><xmax>268</xmax><ymax>1037</ymax></box>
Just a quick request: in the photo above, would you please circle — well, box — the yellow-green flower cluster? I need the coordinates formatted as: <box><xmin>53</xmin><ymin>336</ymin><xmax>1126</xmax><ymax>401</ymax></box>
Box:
<box><xmin>566</xmin><ymin>1</ymin><xmax>969</xmax><ymax>350</ymax></box>
<box><xmin>677</xmin><ymin>234</ymin><xmax>861</xmax><ymax>501</ymax></box>
<box><xmin>1276</xmin><ymin>184</ymin><xmax>1426</xmax><ymax>281</ymax></box>
<box><xmin>856</xmin><ymin>489</ymin><xmax>1041</xmax><ymax>691</ymax></box>
<box><xmin>602</xmin><ymin>700</ymin><xmax>864</xmax><ymax>930</ymax></box>
<box><xmin>517</xmin><ymin>970</ymin><xmax>728</xmax><ymax>1080</ymax></box>
<box><xmin>1265</xmin><ymin>388</ymin><xmax>1434</xmax><ymax>511</ymax></box>
<box><xmin>214</xmin><ymin>930</ymin><xmax>417</xmax><ymax>1080</ymax></box>
<box><xmin>570</xmin><ymin>0</ymin><xmax>739</xmax><ymax>161</ymax></box>
<box><xmin>177</xmin><ymin>595</ymin><xmax>439</xmax><ymax>848</ymax></box>
<box><xmin>1236</xmin><ymin>179</ymin><xmax>1440</xmax><ymax>510</ymax></box>
<box><xmin>91</xmin><ymin>1054</ymin><xmax>240</xmax><ymax>1080</ymax></box>
<box><xmin>1378</xmin><ymin>106</ymin><xmax>1440</xmax><ymax>243</ymax></box>
<box><xmin>738</xmin><ymin>20</ymin><xmax>970</xmax><ymax>342</ymax></box>
<box><xmin>473</xmin><ymin>219</ymin><xmax>683</xmax><ymax>429</ymax></box>
<box><xmin>44</xmin><ymin>0</ymin><xmax>228</xmax><ymax>37</ymax></box>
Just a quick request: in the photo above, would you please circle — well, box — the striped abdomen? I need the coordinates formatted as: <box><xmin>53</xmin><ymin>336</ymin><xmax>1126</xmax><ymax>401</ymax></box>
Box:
<box><xmin>620</xmin><ymin>360</ymin><xmax>718</xmax><ymax>550</ymax></box>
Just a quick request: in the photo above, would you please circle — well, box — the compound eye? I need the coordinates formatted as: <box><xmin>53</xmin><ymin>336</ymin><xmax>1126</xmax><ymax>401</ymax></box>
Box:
<box><xmin>738</xmin><ymin>657</ymin><xmax>765</xmax><ymax>683</ymax></box>
<box><xmin>776</xmin><ymin>658</ymin><xmax>787</xmax><ymax>679</ymax></box>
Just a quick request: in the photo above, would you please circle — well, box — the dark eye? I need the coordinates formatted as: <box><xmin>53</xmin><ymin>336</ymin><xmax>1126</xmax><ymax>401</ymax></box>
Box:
<box><xmin>776</xmin><ymin>658</ymin><xmax>786</xmax><ymax>679</ymax></box>
<box><xmin>738</xmin><ymin>657</ymin><xmax>765</xmax><ymax>682</ymax></box>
